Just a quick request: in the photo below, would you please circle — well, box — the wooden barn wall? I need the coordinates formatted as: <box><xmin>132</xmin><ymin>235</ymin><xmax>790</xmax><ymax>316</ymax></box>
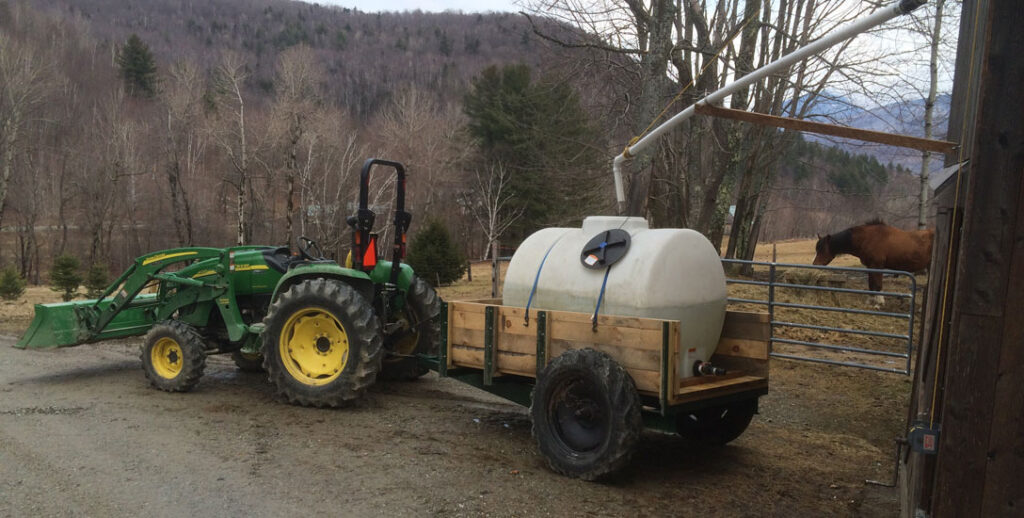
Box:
<box><xmin>903</xmin><ymin>0</ymin><xmax>1024</xmax><ymax>516</ymax></box>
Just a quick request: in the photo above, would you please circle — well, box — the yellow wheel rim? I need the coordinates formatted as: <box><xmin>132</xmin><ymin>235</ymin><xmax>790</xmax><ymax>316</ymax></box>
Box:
<box><xmin>279</xmin><ymin>307</ymin><xmax>349</xmax><ymax>386</ymax></box>
<box><xmin>151</xmin><ymin>337</ymin><xmax>184</xmax><ymax>379</ymax></box>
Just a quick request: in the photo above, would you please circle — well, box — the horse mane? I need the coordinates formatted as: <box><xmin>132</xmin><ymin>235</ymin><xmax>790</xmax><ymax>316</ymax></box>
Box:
<box><xmin>863</xmin><ymin>218</ymin><xmax>886</xmax><ymax>226</ymax></box>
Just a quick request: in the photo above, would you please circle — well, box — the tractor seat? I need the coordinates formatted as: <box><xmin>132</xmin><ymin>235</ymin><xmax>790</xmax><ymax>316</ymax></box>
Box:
<box><xmin>262</xmin><ymin>247</ymin><xmax>295</xmax><ymax>273</ymax></box>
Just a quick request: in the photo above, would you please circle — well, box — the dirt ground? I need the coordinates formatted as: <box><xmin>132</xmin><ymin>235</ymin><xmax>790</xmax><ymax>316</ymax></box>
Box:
<box><xmin>0</xmin><ymin>240</ymin><xmax>913</xmax><ymax>517</ymax></box>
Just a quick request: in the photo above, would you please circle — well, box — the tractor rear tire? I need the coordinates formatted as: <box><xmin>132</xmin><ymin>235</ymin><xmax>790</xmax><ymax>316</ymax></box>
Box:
<box><xmin>141</xmin><ymin>320</ymin><xmax>207</xmax><ymax>392</ymax></box>
<box><xmin>262</xmin><ymin>278</ymin><xmax>383</xmax><ymax>408</ymax></box>
<box><xmin>231</xmin><ymin>351</ymin><xmax>264</xmax><ymax>373</ymax></box>
<box><xmin>379</xmin><ymin>277</ymin><xmax>441</xmax><ymax>381</ymax></box>
<box><xmin>675</xmin><ymin>399</ymin><xmax>757</xmax><ymax>446</ymax></box>
<box><xmin>530</xmin><ymin>348</ymin><xmax>642</xmax><ymax>481</ymax></box>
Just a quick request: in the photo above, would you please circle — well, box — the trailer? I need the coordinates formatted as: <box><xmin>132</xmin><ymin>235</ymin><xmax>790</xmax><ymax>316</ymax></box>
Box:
<box><xmin>422</xmin><ymin>300</ymin><xmax>769</xmax><ymax>480</ymax></box>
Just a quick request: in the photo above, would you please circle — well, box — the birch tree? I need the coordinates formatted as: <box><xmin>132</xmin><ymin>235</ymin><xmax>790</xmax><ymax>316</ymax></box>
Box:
<box><xmin>210</xmin><ymin>51</ymin><xmax>255</xmax><ymax>245</ymax></box>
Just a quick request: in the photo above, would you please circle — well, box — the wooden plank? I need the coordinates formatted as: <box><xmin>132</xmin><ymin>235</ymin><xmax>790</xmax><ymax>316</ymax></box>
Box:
<box><xmin>710</xmin><ymin>354</ymin><xmax>769</xmax><ymax>380</ymax></box>
<box><xmin>694</xmin><ymin>103</ymin><xmax>958</xmax><ymax>154</ymax></box>
<box><xmin>714</xmin><ymin>337</ymin><xmax>769</xmax><ymax>360</ymax></box>
<box><xmin>450</xmin><ymin>327</ymin><xmax>485</xmax><ymax>349</ymax></box>
<box><xmin>494</xmin><ymin>332</ymin><xmax>538</xmax><ymax>355</ymax></box>
<box><xmin>450</xmin><ymin>301</ymin><xmax>488</xmax><ymax>313</ymax></box>
<box><xmin>678</xmin><ymin>371</ymin><xmax>745</xmax><ymax>388</ymax></box>
<box><xmin>628</xmin><ymin>369</ymin><xmax>659</xmax><ymax>394</ymax></box>
<box><xmin>674</xmin><ymin>375</ymin><xmax>768</xmax><ymax>404</ymax></box>
<box><xmin>497</xmin><ymin>306</ymin><xmax>546</xmax><ymax>336</ymax></box>
<box><xmin>452</xmin><ymin>346</ymin><xmax>538</xmax><ymax>376</ymax></box>
<box><xmin>548</xmin><ymin>319</ymin><xmax>662</xmax><ymax>352</ymax></box>
<box><xmin>720</xmin><ymin>311</ymin><xmax>771</xmax><ymax>341</ymax></box>
<box><xmin>548</xmin><ymin>339</ymin><xmax>660</xmax><ymax>372</ymax></box>
<box><xmin>452</xmin><ymin>309</ymin><xmax>486</xmax><ymax>332</ymax></box>
<box><xmin>546</xmin><ymin>308</ymin><xmax>668</xmax><ymax>330</ymax></box>
<box><xmin>934</xmin><ymin>315</ymin><xmax>1002</xmax><ymax>516</ymax></box>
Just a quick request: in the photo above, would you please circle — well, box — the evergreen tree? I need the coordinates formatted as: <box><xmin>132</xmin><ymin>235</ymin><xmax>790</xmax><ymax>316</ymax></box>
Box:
<box><xmin>463</xmin><ymin>64</ymin><xmax>601</xmax><ymax>240</ymax></box>
<box><xmin>406</xmin><ymin>219</ymin><xmax>466</xmax><ymax>286</ymax></box>
<box><xmin>84</xmin><ymin>263</ymin><xmax>110</xmax><ymax>299</ymax></box>
<box><xmin>0</xmin><ymin>265</ymin><xmax>26</xmax><ymax>301</ymax></box>
<box><xmin>50</xmin><ymin>254</ymin><xmax>82</xmax><ymax>302</ymax></box>
<box><xmin>116</xmin><ymin>34</ymin><xmax>158</xmax><ymax>97</ymax></box>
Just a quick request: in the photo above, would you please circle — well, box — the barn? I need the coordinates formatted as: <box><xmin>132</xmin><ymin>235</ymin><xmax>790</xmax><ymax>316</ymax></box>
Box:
<box><xmin>901</xmin><ymin>0</ymin><xmax>1024</xmax><ymax>515</ymax></box>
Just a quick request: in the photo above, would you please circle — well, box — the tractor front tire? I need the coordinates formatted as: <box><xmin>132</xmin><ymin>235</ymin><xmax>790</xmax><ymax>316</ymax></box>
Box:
<box><xmin>675</xmin><ymin>399</ymin><xmax>757</xmax><ymax>446</ymax></box>
<box><xmin>262</xmin><ymin>278</ymin><xmax>383</xmax><ymax>407</ymax></box>
<box><xmin>530</xmin><ymin>348</ymin><xmax>642</xmax><ymax>480</ymax></box>
<box><xmin>379</xmin><ymin>277</ymin><xmax>441</xmax><ymax>381</ymax></box>
<box><xmin>141</xmin><ymin>320</ymin><xmax>207</xmax><ymax>392</ymax></box>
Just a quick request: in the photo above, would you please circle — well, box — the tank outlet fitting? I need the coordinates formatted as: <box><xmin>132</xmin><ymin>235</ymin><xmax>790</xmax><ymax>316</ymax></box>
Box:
<box><xmin>693</xmin><ymin>361</ymin><xmax>726</xmax><ymax>377</ymax></box>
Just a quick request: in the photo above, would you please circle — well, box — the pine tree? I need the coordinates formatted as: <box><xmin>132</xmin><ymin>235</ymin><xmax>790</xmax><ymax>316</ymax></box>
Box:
<box><xmin>0</xmin><ymin>265</ymin><xmax>26</xmax><ymax>301</ymax></box>
<box><xmin>116</xmin><ymin>34</ymin><xmax>158</xmax><ymax>97</ymax></box>
<box><xmin>50</xmin><ymin>254</ymin><xmax>82</xmax><ymax>302</ymax></box>
<box><xmin>84</xmin><ymin>263</ymin><xmax>110</xmax><ymax>299</ymax></box>
<box><xmin>406</xmin><ymin>219</ymin><xmax>466</xmax><ymax>286</ymax></box>
<box><xmin>463</xmin><ymin>64</ymin><xmax>600</xmax><ymax>240</ymax></box>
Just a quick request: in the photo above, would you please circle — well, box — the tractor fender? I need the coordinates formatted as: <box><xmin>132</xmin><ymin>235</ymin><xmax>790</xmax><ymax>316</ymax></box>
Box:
<box><xmin>271</xmin><ymin>263</ymin><xmax>377</xmax><ymax>303</ymax></box>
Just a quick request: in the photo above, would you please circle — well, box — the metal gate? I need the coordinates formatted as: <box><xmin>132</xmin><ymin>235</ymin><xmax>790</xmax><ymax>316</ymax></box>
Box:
<box><xmin>721</xmin><ymin>259</ymin><xmax>918</xmax><ymax>375</ymax></box>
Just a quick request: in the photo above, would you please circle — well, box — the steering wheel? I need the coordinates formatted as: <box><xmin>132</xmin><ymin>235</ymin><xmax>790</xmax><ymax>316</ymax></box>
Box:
<box><xmin>298</xmin><ymin>236</ymin><xmax>325</xmax><ymax>261</ymax></box>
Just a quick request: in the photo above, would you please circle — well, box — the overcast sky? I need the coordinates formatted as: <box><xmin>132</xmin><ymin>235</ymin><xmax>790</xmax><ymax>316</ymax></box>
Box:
<box><xmin>312</xmin><ymin>0</ymin><xmax>520</xmax><ymax>13</ymax></box>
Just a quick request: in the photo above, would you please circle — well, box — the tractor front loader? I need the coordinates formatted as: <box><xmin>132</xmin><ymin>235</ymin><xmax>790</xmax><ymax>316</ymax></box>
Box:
<box><xmin>16</xmin><ymin>158</ymin><xmax>441</xmax><ymax>407</ymax></box>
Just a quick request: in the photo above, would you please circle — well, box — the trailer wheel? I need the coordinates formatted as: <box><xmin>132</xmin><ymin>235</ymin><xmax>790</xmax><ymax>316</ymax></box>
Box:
<box><xmin>530</xmin><ymin>348</ymin><xmax>642</xmax><ymax>480</ymax></box>
<box><xmin>231</xmin><ymin>351</ymin><xmax>264</xmax><ymax>372</ymax></box>
<box><xmin>141</xmin><ymin>320</ymin><xmax>207</xmax><ymax>392</ymax></box>
<box><xmin>262</xmin><ymin>278</ymin><xmax>383</xmax><ymax>407</ymax></box>
<box><xmin>379</xmin><ymin>277</ymin><xmax>441</xmax><ymax>381</ymax></box>
<box><xmin>676</xmin><ymin>399</ymin><xmax>757</xmax><ymax>446</ymax></box>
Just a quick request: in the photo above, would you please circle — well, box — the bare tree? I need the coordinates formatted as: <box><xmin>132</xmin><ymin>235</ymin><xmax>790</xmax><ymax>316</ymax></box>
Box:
<box><xmin>270</xmin><ymin>45</ymin><xmax>323</xmax><ymax>245</ymax></box>
<box><xmin>376</xmin><ymin>88</ymin><xmax>466</xmax><ymax>215</ymax></box>
<box><xmin>160</xmin><ymin>60</ymin><xmax>207</xmax><ymax>246</ymax></box>
<box><xmin>298</xmin><ymin>109</ymin><xmax>364</xmax><ymax>256</ymax></box>
<box><xmin>466</xmin><ymin>163</ymin><xmax>524</xmax><ymax>261</ymax></box>
<box><xmin>0</xmin><ymin>32</ymin><xmax>55</xmax><ymax>234</ymax></box>
<box><xmin>209</xmin><ymin>51</ymin><xmax>256</xmax><ymax>245</ymax></box>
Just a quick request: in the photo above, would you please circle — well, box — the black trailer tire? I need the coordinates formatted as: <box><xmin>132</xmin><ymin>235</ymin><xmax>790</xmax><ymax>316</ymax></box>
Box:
<box><xmin>676</xmin><ymin>398</ymin><xmax>757</xmax><ymax>446</ymax></box>
<box><xmin>141</xmin><ymin>320</ymin><xmax>207</xmax><ymax>392</ymax></box>
<box><xmin>379</xmin><ymin>277</ymin><xmax>441</xmax><ymax>381</ymax></box>
<box><xmin>231</xmin><ymin>351</ymin><xmax>265</xmax><ymax>372</ymax></box>
<box><xmin>530</xmin><ymin>348</ymin><xmax>642</xmax><ymax>481</ymax></box>
<box><xmin>262</xmin><ymin>278</ymin><xmax>383</xmax><ymax>407</ymax></box>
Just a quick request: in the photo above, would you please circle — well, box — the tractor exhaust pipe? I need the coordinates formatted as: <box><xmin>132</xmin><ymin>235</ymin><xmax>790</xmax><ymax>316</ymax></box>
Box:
<box><xmin>612</xmin><ymin>0</ymin><xmax>927</xmax><ymax>214</ymax></box>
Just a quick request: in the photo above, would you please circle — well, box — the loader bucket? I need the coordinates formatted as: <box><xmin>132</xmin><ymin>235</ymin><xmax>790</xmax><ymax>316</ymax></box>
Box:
<box><xmin>15</xmin><ymin>301</ymin><xmax>89</xmax><ymax>349</ymax></box>
<box><xmin>15</xmin><ymin>294</ymin><xmax>160</xmax><ymax>349</ymax></box>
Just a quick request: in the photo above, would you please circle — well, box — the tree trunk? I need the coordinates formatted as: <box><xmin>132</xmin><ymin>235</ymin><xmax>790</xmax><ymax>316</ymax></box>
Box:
<box><xmin>919</xmin><ymin>0</ymin><xmax>945</xmax><ymax>230</ymax></box>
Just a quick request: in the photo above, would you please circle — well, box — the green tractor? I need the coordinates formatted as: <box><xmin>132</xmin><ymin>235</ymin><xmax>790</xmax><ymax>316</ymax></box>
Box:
<box><xmin>16</xmin><ymin>159</ymin><xmax>441</xmax><ymax>407</ymax></box>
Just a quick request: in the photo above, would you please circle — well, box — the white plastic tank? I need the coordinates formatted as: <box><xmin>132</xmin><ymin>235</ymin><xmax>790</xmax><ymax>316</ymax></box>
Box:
<box><xmin>503</xmin><ymin>216</ymin><xmax>727</xmax><ymax>378</ymax></box>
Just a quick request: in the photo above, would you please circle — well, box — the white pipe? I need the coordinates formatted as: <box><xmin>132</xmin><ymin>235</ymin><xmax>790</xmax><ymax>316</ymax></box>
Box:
<box><xmin>613</xmin><ymin>0</ymin><xmax>926</xmax><ymax>214</ymax></box>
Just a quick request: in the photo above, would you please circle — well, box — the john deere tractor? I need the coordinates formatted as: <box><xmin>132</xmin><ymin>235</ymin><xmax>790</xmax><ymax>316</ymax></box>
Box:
<box><xmin>16</xmin><ymin>159</ymin><xmax>440</xmax><ymax>407</ymax></box>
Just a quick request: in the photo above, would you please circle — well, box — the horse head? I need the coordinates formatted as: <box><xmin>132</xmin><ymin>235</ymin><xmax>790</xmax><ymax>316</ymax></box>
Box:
<box><xmin>813</xmin><ymin>234</ymin><xmax>834</xmax><ymax>265</ymax></box>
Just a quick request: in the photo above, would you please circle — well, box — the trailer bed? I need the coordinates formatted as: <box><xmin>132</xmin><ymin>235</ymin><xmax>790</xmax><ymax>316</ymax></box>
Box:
<box><xmin>438</xmin><ymin>299</ymin><xmax>769</xmax><ymax>415</ymax></box>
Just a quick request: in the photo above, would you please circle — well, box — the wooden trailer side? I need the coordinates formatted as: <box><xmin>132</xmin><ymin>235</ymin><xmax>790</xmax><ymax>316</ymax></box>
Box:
<box><xmin>446</xmin><ymin>301</ymin><xmax>769</xmax><ymax>408</ymax></box>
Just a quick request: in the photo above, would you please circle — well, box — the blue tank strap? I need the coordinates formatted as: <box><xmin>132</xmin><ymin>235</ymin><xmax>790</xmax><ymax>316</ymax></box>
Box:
<box><xmin>591</xmin><ymin>265</ymin><xmax>612</xmax><ymax>331</ymax></box>
<box><xmin>523</xmin><ymin>230</ymin><xmax>572</xmax><ymax>326</ymax></box>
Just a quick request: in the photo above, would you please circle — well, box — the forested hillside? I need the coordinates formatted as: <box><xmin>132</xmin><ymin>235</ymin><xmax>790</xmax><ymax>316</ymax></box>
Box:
<box><xmin>0</xmin><ymin>0</ymin><xmax>927</xmax><ymax>285</ymax></box>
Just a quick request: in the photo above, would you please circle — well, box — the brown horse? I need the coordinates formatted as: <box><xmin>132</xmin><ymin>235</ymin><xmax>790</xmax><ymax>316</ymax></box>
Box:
<box><xmin>813</xmin><ymin>220</ymin><xmax>933</xmax><ymax>293</ymax></box>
